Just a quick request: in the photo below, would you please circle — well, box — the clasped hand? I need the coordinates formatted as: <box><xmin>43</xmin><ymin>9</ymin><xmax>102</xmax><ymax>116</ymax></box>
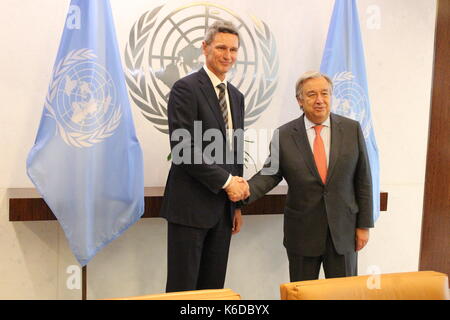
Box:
<box><xmin>225</xmin><ymin>176</ymin><xmax>250</xmax><ymax>202</ymax></box>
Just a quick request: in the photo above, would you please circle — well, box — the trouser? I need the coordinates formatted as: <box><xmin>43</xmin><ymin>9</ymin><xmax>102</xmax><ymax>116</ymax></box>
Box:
<box><xmin>166</xmin><ymin>208</ymin><xmax>232</xmax><ymax>292</ymax></box>
<box><xmin>287</xmin><ymin>228</ymin><xmax>357</xmax><ymax>282</ymax></box>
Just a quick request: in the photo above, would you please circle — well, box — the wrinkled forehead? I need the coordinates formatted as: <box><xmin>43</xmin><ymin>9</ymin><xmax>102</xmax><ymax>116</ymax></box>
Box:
<box><xmin>303</xmin><ymin>77</ymin><xmax>332</xmax><ymax>92</ymax></box>
<box><xmin>210</xmin><ymin>32</ymin><xmax>240</xmax><ymax>47</ymax></box>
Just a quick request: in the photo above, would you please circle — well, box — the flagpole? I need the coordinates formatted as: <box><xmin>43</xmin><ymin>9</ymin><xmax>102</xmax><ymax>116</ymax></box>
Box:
<box><xmin>82</xmin><ymin>265</ymin><xmax>87</xmax><ymax>300</ymax></box>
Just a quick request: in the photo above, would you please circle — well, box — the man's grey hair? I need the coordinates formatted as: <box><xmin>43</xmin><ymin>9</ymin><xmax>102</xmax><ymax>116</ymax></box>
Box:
<box><xmin>295</xmin><ymin>71</ymin><xmax>333</xmax><ymax>100</ymax></box>
<box><xmin>204</xmin><ymin>20</ymin><xmax>240</xmax><ymax>46</ymax></box>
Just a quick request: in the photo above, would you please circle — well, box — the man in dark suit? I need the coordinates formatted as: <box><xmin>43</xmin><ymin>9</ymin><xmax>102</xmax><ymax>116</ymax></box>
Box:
<box><xmin>160</xmin><ymin>21</ymin><xmax>249</xmax><ymax>292</ymax></box>
<box><xmin>242</xmin><ymin>71</ymin><xmax>374</xmax><ymax>281</ymax></box>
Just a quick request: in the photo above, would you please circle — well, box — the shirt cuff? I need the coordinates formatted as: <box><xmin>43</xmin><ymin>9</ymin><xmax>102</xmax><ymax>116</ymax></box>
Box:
<box><xmin>222</xmin><ymin>174</ymin><xmax>233</xmax><ymax>189</ymax></box>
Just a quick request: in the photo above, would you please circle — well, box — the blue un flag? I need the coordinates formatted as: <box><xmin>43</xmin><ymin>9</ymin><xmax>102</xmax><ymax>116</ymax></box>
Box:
<box><xmin>26</xmin><ymin>0</ymin><xmax>145</xmax><ymax>266</ymax></box>
<box><xmin>320</xmin><ymin>0</ymin><xmax>380</xmax><ymax>221</ymax></box>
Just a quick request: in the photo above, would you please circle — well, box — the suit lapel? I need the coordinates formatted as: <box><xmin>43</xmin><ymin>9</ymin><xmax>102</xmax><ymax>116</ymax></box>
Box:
<box><xmin>228</xmin><ymin>85</ymin><xmax>242</xmax><ymax>130</ymax></box>
<box><xmin>291</xmin><ymin>115</ymin><xmax>321</xmax><ymax>180</ymax></box>
<box><xmin>197</xmin><ymin>68</ymin><xmax>226</xmax><ymax>136</ymax></box>
<box><xmin>326</xmin><ymin>113</ymin><xmax>343</xmax><ymax>184</ymax></box>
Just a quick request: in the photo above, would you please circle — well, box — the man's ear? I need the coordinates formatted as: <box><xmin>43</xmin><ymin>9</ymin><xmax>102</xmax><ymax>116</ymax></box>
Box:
<box><xmin>297</xmin><ymin>97</ymin><xmax>304</xmax><ymax>110</ymax></box>
<box><xmin>201</xmin><ymin>41</ymin><xmax>208</xmax><ymax>55</ymax></box>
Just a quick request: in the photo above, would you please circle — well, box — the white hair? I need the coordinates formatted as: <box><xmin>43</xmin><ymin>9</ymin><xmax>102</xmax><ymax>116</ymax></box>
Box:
<box><xmin>295</xmin><ymin>71</ymin><xmax>333</xmax><ymax>99</ymax></box>
<box><xmin>204</xmin><ymin>20</ymin><xmax>240</xmax><ymax>46</ymax></box>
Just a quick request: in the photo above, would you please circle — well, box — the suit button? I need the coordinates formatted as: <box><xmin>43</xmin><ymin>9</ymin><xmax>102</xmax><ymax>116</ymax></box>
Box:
<box><xmin>323</xmin><ymin>191</ymin><xmax>328</xmax><ymax>197</ymax></box>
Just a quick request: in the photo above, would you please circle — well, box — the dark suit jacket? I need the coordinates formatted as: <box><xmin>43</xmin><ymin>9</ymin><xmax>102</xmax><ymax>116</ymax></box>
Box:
<box><xmin>247</xmin><ymin>113</ymin><xmax>373</xmax><ymax>256</ymax></box>
<box><xmin>160</xmin><ymin>68</ymin><xmax>245</xmax><ymax>228</ymax></box>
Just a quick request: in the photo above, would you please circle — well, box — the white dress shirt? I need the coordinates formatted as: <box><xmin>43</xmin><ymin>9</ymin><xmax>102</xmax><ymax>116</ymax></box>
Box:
<box><xmin>203</xmin><ymin>65</ymin><xmax>234</xmax><ymax>188</ymax></box>
<box><xmin>203</xmin><ymin>65</ymin><xmax>234</xmax><ymax>131</ymax></box>
<box><xmin>304</xmin><ymin>115</ymin><xmax>331</xmax><ymax>167</ymax></box>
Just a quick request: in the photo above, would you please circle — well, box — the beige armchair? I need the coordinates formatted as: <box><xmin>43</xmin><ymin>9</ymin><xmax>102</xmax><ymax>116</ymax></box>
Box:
<box><xmin>280</xmin><ymin>271</ymin><xmax>449</xmax><ymax>300</ymax></box>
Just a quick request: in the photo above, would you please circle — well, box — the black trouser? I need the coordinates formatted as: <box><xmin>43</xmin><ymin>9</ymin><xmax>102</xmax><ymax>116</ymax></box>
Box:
<box><xmin>287</xmin><ymin>228</ymin><xmax>357</xmax><ymax>282</ymax></box>
<box><xmin>166</xmin><ymin>208</ymin><xmax>232</xmax><ymax>292</ymax></box>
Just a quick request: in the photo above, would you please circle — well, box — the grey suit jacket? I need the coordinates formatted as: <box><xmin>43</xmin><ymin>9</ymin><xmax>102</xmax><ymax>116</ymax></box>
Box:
<box><xmin>247</xmin><ymin>113</ymin><xmax>373</xmax><ymax>256</ymax></box>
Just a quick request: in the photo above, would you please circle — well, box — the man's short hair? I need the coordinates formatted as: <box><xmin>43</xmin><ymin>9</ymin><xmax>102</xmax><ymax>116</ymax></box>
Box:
<box><xmin>204</xmin><ymin>20</ymin><xmax>240</xmax><ymax>46</ymax></box>
<box><xmin>295</xmin><ymin>71</ymin><xmax>333</xmax><ymax>100</ymax></box>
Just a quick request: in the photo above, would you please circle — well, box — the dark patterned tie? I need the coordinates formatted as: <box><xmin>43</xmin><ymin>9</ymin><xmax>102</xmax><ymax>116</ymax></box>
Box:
<box><xmin>216</xmin><ymin>83</ymin><xmax>229</xmax><ymax>129</ymax></box>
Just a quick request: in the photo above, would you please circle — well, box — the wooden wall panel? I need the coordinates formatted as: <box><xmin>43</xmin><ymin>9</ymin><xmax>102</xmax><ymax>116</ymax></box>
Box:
<box><xmin>419</xmin><ymin>0</ymin><xmax>450</xmax><ymax>276</ymax></box>
<box><xmin>9</xmin><ymin>188</ymin><xmax>388</xmax><ymax>221</ymax></box>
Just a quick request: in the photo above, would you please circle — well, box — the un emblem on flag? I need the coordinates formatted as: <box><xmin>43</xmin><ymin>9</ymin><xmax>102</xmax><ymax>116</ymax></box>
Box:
<box><xmin>332</xmin><ymin>71</ymin><xmax>372</xmax><ymax>139</ymax></box>
<box><xmin>45</xmin><ymin>49</ymin><xmax>122</xmax><ymax>148</ymax></box>
<box><xmin>125</xmin><ymin>3</ymin><xmax>279</xmax><ymax>134</ymax></box>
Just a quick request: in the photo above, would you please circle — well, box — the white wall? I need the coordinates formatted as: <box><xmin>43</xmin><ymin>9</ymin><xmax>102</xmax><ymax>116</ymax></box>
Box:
<box><xmin>0</xmin><ymin>0</ymin><xmax>436</xmax><ymax>299</ymax></box>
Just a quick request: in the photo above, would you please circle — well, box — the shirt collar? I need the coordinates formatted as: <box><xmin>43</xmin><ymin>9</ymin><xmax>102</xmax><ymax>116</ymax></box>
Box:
<box><xmin>304</xmin><ymin>114</ymin><xmax>331</xmax><ymax>130</ymax></box>
<box><xmin>203</xmin><ymin>65</ymin><xmax>227</xmax><ymax>89</ymax></box>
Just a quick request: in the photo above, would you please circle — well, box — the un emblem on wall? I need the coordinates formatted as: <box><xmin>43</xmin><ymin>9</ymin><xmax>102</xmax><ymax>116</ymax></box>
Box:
<box><xmin>125</xmin><ymin>3</ymin><xmax>279</xmax><ymax>134</ymax></box>
<box><xmin>45</xmin><ymin>49</ymin><xmax>122</xmax><ymax>147</ymax></box>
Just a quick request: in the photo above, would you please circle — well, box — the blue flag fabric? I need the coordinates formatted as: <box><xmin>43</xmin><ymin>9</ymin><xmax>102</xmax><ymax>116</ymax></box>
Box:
<box><xmin>26</xmin><ymin>0</ymin><xmax>144</xmax><ymax>266</ymax></box>
<box><xmin>320</xmin><ymin>0</ymin><xmax>380</xmax><ymax>221</ymax></box>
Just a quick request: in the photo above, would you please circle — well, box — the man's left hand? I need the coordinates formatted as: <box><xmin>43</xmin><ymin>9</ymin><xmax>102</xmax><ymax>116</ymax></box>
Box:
<box><xmin>232</xmin><ymin>209</ymin><xmax>243</xmax><ymax>235</ymax></box>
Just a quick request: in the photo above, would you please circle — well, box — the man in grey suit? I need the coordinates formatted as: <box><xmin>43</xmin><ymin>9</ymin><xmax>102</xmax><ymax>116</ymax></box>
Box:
<box><xmin>241</xmin><ymin>71</ymin><xmax>374</xmax><ymax>281</ymax></box>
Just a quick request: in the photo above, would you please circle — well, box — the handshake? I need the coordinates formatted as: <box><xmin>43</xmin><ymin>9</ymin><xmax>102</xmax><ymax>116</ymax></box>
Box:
<box><xmin>225</xmin><ymin>176</ymin><xmax>250</xmax><ymax>202</ymax></box>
